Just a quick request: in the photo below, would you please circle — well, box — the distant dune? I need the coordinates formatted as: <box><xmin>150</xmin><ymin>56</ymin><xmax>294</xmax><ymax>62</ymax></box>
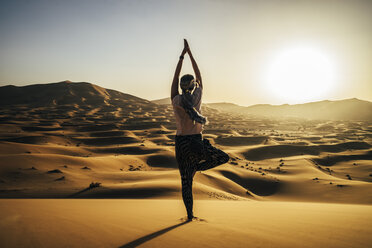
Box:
<box><xmin>152</xmin><ymin>97</ymin><xmax>372</xmax><ymax>121</ymax></box>
<box><xmin>0</xmin><ymin>80</ymin><xmax>150</xmax><ymax>107</ymax></box>
<box><xmin>152</xmin><ymin>97</ymin><xmax>172</xmax><ymax>105</ymax></box>
<box><xmin>0</xmin><ymin>81</ymin><xmax>371</xmax><ymax>204</ymax></box>
<box><xmin>207</xmin><ymin>98</ymin><xmax>372</xmax><ymax>121</ymax></box>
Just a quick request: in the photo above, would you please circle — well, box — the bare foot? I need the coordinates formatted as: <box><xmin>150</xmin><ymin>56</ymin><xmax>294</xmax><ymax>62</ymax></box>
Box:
<box><xmin>180</xmin><ymin>216</ymin><xmax>207</xmax><ymax>222</ymax></box>
<box><xmin>190</xmin><ymin>216</ymin><xmax>207</xmax><ymax>222</ymax></box>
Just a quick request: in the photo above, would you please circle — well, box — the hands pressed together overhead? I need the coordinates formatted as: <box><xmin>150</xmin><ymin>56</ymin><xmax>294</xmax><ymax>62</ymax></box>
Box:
<box><xmin>181</xmin><ymin>39</ymin><xmax>191</xmax><ymax>57</ymax></box>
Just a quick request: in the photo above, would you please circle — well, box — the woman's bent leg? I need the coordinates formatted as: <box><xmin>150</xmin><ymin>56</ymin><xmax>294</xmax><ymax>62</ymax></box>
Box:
<box><xmin>196</xmin><ymin>139</ymin><xmax>229</xmax><ymax>171</ymax></box>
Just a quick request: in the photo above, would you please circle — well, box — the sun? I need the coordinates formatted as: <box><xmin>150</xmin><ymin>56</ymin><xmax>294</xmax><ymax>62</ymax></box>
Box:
<box><xmin>264</xmin><ymin>46</ymin><xmax>336</xmax><ymax>103</ymax></box>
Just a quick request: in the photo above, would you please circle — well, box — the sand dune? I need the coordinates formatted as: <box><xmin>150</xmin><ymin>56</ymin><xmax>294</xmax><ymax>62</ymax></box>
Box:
<box><xmin>0</xmin><ymin>81</ymin><xmax>371</xmax><ymax>204</ymax></box>
<box><xmin>89</xmin><ymin>146</ymin><xmax>162</xmax><ymax>155</ymax></box>
<box><xmin>242</xmin><ymin>141</ymin><xmax>371</xmax><ymax>160</ymax></box>
<box><xmin>206</xmin><ymin>98</ymin><xmax>372</xmax><ymax>121</ymax></box>
<box><xmin>312</xmin><ymin>150</ymin><xmax>372</xmax><ymax>166</ymax></box>
<box><xmin>0</xmin><ymin>81</ymin><xmax>371</xmax><ymax>247</ymax></box>
<box><xmin>0</xmin><ymin>81</ymin><xmax>149</xmax><ymax>107</ymax></box>
<box><xmin>154</xmin><ymin>97</ymin><xmax>372</xmax><ymax>121</ymax></box>
<box><xmin>215</xmin><ymin>136</ymin><xmax>268</xmax><ymax>146</ymax></box>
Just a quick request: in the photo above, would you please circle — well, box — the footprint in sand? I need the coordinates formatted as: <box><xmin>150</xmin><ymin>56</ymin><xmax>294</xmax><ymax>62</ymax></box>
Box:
<box><xmin>55</xmin><ymin>176</ymin><xmax>65</xmax><ymax>181</ymax></box>
<box><xmin>47</xmin><ymin>169</ymin><xmax>62</xmax><ymax>174</ymax></box>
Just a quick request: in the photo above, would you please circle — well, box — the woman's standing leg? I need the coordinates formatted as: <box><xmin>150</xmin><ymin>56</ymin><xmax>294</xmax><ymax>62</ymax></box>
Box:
<box><xmin>180</xmin><ymin>169</ymin><xmax>195</xmax><ymax>219</ymax></box>
<box><xmin>176</xmin><ymin>136</ymin><xmax>197</xmax><ymax>219</ymax></box>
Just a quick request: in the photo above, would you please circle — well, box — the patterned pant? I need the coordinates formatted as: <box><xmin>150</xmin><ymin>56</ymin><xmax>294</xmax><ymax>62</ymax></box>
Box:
<box><xmin>175</xmin><ymin>134</ymin><xmax>230</xmax><ymax>219</ymax></box>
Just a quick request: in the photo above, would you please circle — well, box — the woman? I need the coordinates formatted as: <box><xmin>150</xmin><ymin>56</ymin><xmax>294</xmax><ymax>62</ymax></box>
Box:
<box><xmin>171</xmin><ymin>39</ymin><xmax>230</xmax><ymax>220</ymax></box>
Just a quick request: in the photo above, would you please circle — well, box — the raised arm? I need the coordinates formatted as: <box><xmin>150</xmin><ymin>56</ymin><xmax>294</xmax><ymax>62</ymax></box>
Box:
<box><xmin>171</xmin><ymin>44</ymin><xmax>188</xmax><ymax>100</ymax></box>
<box><xmin>185</xmin><ymin>40</ymin><xmax>202</xmax><ymax>89</ymax></box>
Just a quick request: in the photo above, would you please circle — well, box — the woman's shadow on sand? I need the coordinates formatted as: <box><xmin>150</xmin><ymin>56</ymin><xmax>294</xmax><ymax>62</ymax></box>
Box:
<box><xmin>118</xmin><ymin>218</ymin><xmax>199</xmax><ymax>248</ymax></box>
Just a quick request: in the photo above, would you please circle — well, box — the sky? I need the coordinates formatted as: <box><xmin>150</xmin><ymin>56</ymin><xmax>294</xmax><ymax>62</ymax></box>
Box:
<box><xmin>0</xmin><ymin>0</ymin><xmax>371</xmax><ymax>106</ymax></box>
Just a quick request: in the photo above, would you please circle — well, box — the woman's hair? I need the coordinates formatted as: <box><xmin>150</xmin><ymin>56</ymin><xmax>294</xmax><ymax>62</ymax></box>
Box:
<box><xmin>180</xmin><ymin>74</ymin><xmax>195</xmax><ymax>91</ymax></box>
<box><xmin>180</xmin><ymin>74</ymin><xmax>207</xmax><ymax>125</ymax></box>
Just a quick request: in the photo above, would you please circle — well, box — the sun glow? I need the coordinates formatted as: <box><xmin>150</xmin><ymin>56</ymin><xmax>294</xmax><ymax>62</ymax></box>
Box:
<box><xmin>264</xmin><ymin>46</ymin><xmax>336</xmax><ymax>103</ymax></box>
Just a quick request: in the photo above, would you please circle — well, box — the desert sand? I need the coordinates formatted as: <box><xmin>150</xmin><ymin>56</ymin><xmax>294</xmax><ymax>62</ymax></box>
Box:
<box><xmin>0</xmin><ymin>81</ymin><xmax>371</xmax><ymax>247</ymax></box>
<box><xmin>1</xmin><ymin>199</ymin><xmax>371</xmax><ymax>248</ymax></box>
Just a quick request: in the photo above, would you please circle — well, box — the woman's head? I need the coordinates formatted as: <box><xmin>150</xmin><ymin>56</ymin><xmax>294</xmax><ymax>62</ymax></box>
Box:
<box><xmin>180</xmin><ymin>74</ymin><xmax>195</xmax><ymax>92</ymax></box>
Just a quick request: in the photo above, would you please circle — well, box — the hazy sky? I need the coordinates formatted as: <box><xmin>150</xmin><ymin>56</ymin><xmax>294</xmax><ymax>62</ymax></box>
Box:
<box><xmin>0</xmin><ymin>0</ymin><xmax>371</xmax><ymax>105</ymax></box>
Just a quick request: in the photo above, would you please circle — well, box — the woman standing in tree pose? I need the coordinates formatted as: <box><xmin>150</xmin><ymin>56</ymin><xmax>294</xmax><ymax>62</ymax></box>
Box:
<box><xmin>171</xmin><ymin>39</ymin><xmax>230</xmax><ymax>220</ymax></box>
